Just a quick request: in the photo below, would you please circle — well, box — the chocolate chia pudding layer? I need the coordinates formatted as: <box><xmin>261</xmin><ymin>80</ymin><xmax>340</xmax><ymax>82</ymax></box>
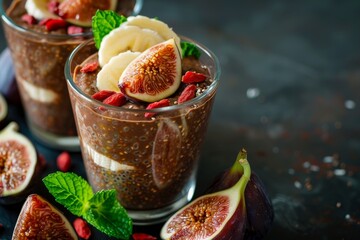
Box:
<box><xmin>66</xmin><ymin>38</ymin><xmax>220</xmax><ymax>214</ymax></box>
<box><xmin>1</xmin><ymin>0</ymin><xmax>140</xmax><ymax>149</ymax></box>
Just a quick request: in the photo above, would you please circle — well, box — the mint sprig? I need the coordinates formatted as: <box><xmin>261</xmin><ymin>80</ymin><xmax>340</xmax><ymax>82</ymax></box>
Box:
<box><xmin>43</xmin><ymin>172</ymin><xmax>132</xmax><ymax>240</ymax></box>
<box><xmin>181</xmin><ymin>41</ymin><xmax>201</xmax><ymax>59</ymax></box>
<box><xmin>92</xmin><ymin>10</ymin><xmax>127</xmax><ymax>49</ymax></box>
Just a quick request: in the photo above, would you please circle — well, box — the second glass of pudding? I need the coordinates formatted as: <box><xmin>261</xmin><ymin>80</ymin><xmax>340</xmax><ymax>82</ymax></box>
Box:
<box><xmin>0</xmin><ymin>0</ymin><xmax>142</xmax><ymax>150</ymax></box>
<box><xmin>66</xmin><ymin>25</ymin><xmax>221</xmax><ymax>224</ymax></box>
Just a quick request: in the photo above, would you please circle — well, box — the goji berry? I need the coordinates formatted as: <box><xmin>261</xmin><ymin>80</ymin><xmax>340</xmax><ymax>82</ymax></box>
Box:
<box><xmin>47</xmin><ymin>0</ymin><xmax>60</xmax><ymax>15</ymax></box>
<box><xmin>181</xmin><ymin>71</ymin><xmax>207</xmax><ymax>84</ymax></box>
<box><xmin>45</xmin><ymin>19</ymin><xmax>67</xmax><ymax>31</ymax></box>
<box><xmin>21</xmin><ymin>14</ymin><xmax>37</xmax><ymax>25</ymax></box>
<box><xmin>91</xmin><ymin>90</ymin><xmax>116</xmax><ymax>101</ymax></box>
<box><xmin>178</xmin><ymin>84</ymin><xmax>197</xmax><ymax>104</ymax></box>
<box><xmin>73</xmin><ymin>218</ymin><xmax>91</xmax><ymax>240</ymax></box>
<box><xmin>132</xmin><ymin>233</ymin><xmax>157</xmax><ymax>240</ymax></box>
<box><xmin>80</xmin><ymin>62</ymin><xmax>99</xmax><ymax>73</ymax></box>
<box><xmin>67</xmin><ymin>25</ymin><xmax>84</xmax><ymax>35</ymax></box>
<box><xmin>103</xmin><ymin>92</ymin><xmax>127</xmax><ymax>107</ymax></box>
<box><xmin>56</xmin><ymin>151</ymin><xmax>71</xmax><ymax>172</ymax></box>
<box><xmin>38</xmin><ymin>18</ymin><xmax>51</xmax><ymax>26</ymax></box>
<box><xmin>145</xmin><ymin>99</ymin><xmax>170</xmax><ymax>118</ymax></box>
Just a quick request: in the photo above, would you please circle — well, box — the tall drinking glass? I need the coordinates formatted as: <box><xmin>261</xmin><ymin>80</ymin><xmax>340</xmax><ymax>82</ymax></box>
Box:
<box><xmin>0</xmin><ymin>0</ymin><xmax>143</xmax><ymax>150</ymax></box>
<box><xmin>65</xmin><ymin>38</ymin><xmax>221</xmax><ymax>224</ymax></box>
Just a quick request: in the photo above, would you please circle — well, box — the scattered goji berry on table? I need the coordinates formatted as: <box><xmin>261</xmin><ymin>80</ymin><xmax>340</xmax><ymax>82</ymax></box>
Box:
<box><xmin>103</xmin><ymin>92</ymin><xmax>127</xmax><ymax>107</ymax></box>
<box><xmin>21</xmin><ymin>14</ymin><xmax>37</xmax><ymax>25</ymax></box>
<box><xmin>80</xmin><ymin>62</ymin><xmax>99</xmax><ymax>73</ymax></box>
<box><xmin>178</xmin><ymin>84</ymin><xmax>197</xmax><ymax>104</ymax></box>
<box><xmin>73</xmin><ymin>218</ymin><xmax>91</xmax><ymax>240</ymax></box>
<box><xmin>57</xmin><ymin>151</ymin><xmax>71</xmax><ymax>172</ymax></box>
<box><xmin>45</xmin><ymin>19</ymin><xmax>67</xmax><ymax>31</ymax></box>
<box><xmin>132</xmin><ymin>232</ymin><xmax>157</xmax><ymax>240</ymax></box>
<box><xmin>145</xmin><ymin>99</ymin><xmax>170</xmax><ymax>118</ymax></box>
<box><xmin>91</xmin><ymin>90</ymin><xmax>116</xmax><ymax>101</ymax></box>
<box><xmin>181</xmin><ymin>71</ymin><xmax>207</xmax><ymax>84</ymax></box>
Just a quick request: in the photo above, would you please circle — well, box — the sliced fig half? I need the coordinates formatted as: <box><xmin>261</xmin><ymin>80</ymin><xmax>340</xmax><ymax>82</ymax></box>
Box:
<box><xmin>160</xmin><ymin>149</ymin><xmax>251</xmax><ymax>240</ymax></box>
<box><xmin>0</xmin><ymin>122</ymin><xmax>37</xmax><ymax>200</ymax></box>
<box><xmin>59</xmin><ymin>0</ymin><xmax>117</xmax><ymax>27</ymax></box>
<box><xmin>0</xmin><ymin>93</ymin><xmax>7</xmax><ymax>122</ymax></box>
<box><xmin>12</xmin><ymin>194</ymin><xmax>78</xmax><ymax>239</ymax></box>
<box><xmin>119</xmin><ymin>39</ymin><xmax>182</xmax><ymax>103</ymax></box>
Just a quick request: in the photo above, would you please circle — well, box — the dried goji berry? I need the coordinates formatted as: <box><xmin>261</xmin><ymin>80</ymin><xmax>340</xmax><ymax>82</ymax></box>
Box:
<box><xmin>38</xmin><ymin>18</ymin><xmax>51</xmax><ymax>26</ymax></box>
<box><xmin>80</xmin><ymin>62</ymin><xmax>99</xmax><ymax>73</ymax></box>
<box><xmin>132</xmin><ymin>233</ymin><xmax>157</xmax><ymax>240</ymax></box>
<box><xmin>178</xmin><ymin>84</ymin><xmax>197</xmax><ymax>104</ymax></box>
<box><xmin>45</xmin><ymin>19</ymin><xmax>67</xmax><ymax>31</ymax></box>
<box><xmin>56</xmin><ymin>151</ymin><xmax>71</xmax><ymax>172</ymax></box>
<box><xmin>145</xmin><ymin>99</ymin><xmax>170</xmax><ymax>118</ymax></box>
<box><xmin>47</xmin><ymin>0</ymin><xmax>60</xmax><ymax>15</ymax></box>
<box><xmin>181</xmin><ymin>71</ymin><xmax>207</xmax><ymax>84</ymax></box>
<box><xmin>91</xmin><ymin>90</ymin><xmax>116</xmax><ymax>101</ymax></box>
<box><xmin>73</xmin><ymin>218</ymin><xmax>91</xmax><ymax>240</ymax></box>
<box><xmin>21</xmin><ymin>14</ymin><xmax>37</xmax><ymax>25</ymax></box>
<box><xmin>103</xmin><ymin>92</ymin><xmax>127</xmax><ymax>107</ymax></box>
<box><xmin>67</xmin><ymin>25</ymin><xmax>84</xmax><ymax>35</ymax></box>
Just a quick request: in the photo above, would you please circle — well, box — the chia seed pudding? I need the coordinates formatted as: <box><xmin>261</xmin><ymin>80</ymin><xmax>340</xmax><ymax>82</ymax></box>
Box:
<box><xmin>0</xmin><ymin>0</ymin><xmax>141</xmax><ymax>150</ymax></box>
<box><xmin>66</xmin><ymin>14</ymin><xmax>220</xmax><ymax>224</ymax></box>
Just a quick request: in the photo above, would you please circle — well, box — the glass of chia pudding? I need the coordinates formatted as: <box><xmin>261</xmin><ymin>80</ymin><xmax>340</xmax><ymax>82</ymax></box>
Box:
<box><xmin>65</xmin><ymin>12</ymin><xmax>221</xmax><ymax>225</ymax></box>
<box><xmin>0</xmin><ymin>0</ymin><xmax>142</xmax><ymax>151</ymax></box>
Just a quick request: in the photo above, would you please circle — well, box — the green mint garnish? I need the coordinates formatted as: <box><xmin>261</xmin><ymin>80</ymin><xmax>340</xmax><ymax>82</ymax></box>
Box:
<box><xmin>43</xmin><ymin>172</ymin><xmax>132</xmax><ymax>240</ymax></box>
<box><xmin>92</xmin><ymin>10</ymin><xmax>127</xmax><ymax>49</ymax></box>
<box><xmin>181</xmin><ymin>41</ymin><xmax>201</xmax><ymax>59</ymax></box>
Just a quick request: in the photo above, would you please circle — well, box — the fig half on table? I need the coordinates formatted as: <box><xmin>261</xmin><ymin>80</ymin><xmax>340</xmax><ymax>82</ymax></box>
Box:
<box><xmin>161</xmin><ymin>149</ymin><xmax>251</xmax><ymax>240</ymax></box>
<box><xmin>0</xmin><ymin>122</ymin><xmax>43</xmax><ymax>204</ymax></box>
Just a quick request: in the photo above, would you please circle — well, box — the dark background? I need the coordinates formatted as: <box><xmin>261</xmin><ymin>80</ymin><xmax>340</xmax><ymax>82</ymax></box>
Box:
<box><xmin>1</xmin><ymin>0</ymin><xmax>360</xmax><ymax>239</ymax></box>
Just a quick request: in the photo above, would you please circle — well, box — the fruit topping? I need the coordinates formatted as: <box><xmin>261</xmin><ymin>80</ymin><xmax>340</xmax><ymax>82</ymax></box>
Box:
<box><xmin>178</xmin><ymin>84</ymin><xmax>197</xmax><ymax>104</ymax></box>
<box><xmin>96</xmin><ymin>51</ymin><xmax>140</xmax><ymax>92</ymax></box>
<box><xmin>98</xmin><ymin>25</ymin><xmax>164</xmax><ymax>67</ymax></box>
<box><xmin>132</xmin><ymin>233</ymin><xmax>157</xmax><ymax>240</ymax></box>
<box><xmin>25</xmin><ymin>0</ymin><xmax>60</xmax><ymax>20</ymax></box>
<box><xmin>0</xmin><ymin>122</ymin><xmax>37</xmax><ymax>199</ymax></box>
<box><xmin>181</xmin><ymin>71</ymin><xmax>207</xmax><ymax>84</ymax></box>
<box><xmin>160</xmin><ymin>149</ymin><xmax>251</xmax><ymax>240</ymax></box>
<box><xmin>91</xmin><ymin>90</ymin><xmax>116</xmax><ymax>101</ymax></box>
<box><xmin>119</xmin><ymin>39</ymin><xmax>182</xmax><ymax>102</ymax></box>
<box><xmin>45</xmin><ymin>18</ymin><xmax>67</xmax><ymax>31</ymax></box>
<box><xmin>21</xmin><ymin>14</ymin><xmax>37</xmax><ymax>25</ymax></box>
<box><xmin>80</xmin><ymin>61</ymin><xmax>99</xmax><ymax>73</ymax></box>
<box><xmin>145</xmin><ymin>99</ymin><xmax>170</xmax><ymax>118</ymax></box>
<box><xmin>0</xmin><ymin>94</ymin><xmax>8</xmax><ymax>123</ymax></box>
<box><xmin>58</xmin><ymin>0</ymin><xmax>117</xmax><ymax>27</ymax></box>
<box><xmin>67</xmin><ymin>25</ymin><xmax>84</xmax><ymax>34</ymax></box>
<box><xmin>57</xmin><ymin>151</ymin><xmax>72</xmax><ymax>172</ymax></box>
<box><xmin>12</xmin><ymin>194</ymin><xmax>78</xmax><ymax>239</ymax></box>
<box><xmin>102</xmin><ymin>92</ymin><xmax>127</xmax><ymax>107</ymax></box>
<box><xmin>73</xmin><ymin>218</ymin><xmax>91</xmax><ymax>240</ymax></box>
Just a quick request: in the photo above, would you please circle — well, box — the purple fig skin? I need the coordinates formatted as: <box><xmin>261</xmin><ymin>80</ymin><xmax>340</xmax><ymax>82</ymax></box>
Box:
<box><xmin>206</xmin><ymin>168</ymin><xmax>274</xmax><ymax>239</ymax></box>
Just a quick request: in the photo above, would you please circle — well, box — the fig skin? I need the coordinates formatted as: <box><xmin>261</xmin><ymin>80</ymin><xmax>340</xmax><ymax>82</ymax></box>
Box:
<box><xmin>206</xmin><ymin>163</ymin><xmax>274</xmax><ymax>240</ymax></box>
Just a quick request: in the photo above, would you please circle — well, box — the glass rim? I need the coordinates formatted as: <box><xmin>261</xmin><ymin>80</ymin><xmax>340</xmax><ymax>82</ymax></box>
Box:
<box><xmin>0</xmin><ymin>0</ymin><xmax>144</xmax><ymax>40</ymax></box>
<box><xmin>65</xmin><ymin>36</ymin><xmax>221</xmax><ymax>114</ymax></box>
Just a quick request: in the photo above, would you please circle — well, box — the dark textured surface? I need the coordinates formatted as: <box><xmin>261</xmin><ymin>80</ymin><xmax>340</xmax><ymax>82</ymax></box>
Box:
<box><xmin>1</xmin><ymin>0</ymin><xmax>360</xmax><ymax>239</ymax></box>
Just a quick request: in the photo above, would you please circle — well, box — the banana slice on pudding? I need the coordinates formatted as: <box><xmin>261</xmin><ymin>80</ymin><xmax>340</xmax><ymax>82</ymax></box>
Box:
<box><xmin>124</xmin><ymin>15</ymin><xmax>181</xmax><ymax>49</ymax></box>
<box><xmin>96</xmin><ymin>51</ymin><xmax>141</xmax><ymax>92</ymax></box>
<box><xmin>98</xmin><ymin>25</ymin><xmax>165</xmax><ymax>67</ymax></box>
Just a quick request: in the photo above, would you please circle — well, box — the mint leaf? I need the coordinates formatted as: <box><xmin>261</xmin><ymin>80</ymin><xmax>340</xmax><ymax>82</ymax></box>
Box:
<box><xmin>92</xmin><ymin>10</ymin><xmax>127</xmax><ymax>49</ymax></box>
<box><xmin>83</xmin><ymin>190</ymin><xmax>132</xmax><ymax>239</ymax></box>
<box><xmin>181</xmin><ymin>41</ymin><xmax>201</xmax><ymax>59</ymax></box>
<box><xmin>43</xmin><ymin>172</ymin><xmax>93</xmax><ymax>216</ymax></box>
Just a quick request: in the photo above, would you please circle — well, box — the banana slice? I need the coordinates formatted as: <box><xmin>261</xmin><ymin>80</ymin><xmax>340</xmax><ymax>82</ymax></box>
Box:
<box><xmin>25</xmin><ymin>0</ymin><xmax>61</xmax><ymax>20</ymax></box>
<box><xmin>21</xmin><ymin>80</ymin><xmax>57</xmax><ymax>103</ymax></box>
<box><xmin>124</xmin><ymin>15</ymin><xmax>181</xmax><ymax>49</ymax></box>
<box><xmin>98</xmin><ymin>25</ymin><xmax>165</xmax><ymax>67</ymax></box>
<box><xmin>96</xmin><ymin>51</ymin><xmax>141</xmax><ymax>92</ymax></box>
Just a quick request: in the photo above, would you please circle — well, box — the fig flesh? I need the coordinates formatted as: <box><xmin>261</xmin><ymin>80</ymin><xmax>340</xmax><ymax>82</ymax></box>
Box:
<box><xmin>119</xmin><ymin>39</ymin><xmax>182</xmax><ymax>103</ymax></box>
<box><xmin>206</xmin><ymin>157</ymin><xmax>274</xmax><ymax>239</ymax></box>
<box><xmin>0</xmin><ymin>122</ymin><xmax>39</xmax><ymax>204</ymax></box>
<box><xmin>160</xmin><ymin>149</ymin><xmax>251</xmax><ymax>240</ymax></box>
<box><xmin>0</xmin><ymin>93</ymin><xmax>7</xmax><ymax>122</ymax></box>
<box><xmin>12</xmin><ymin>194</ymin><xmax>78</xmax><ymax>239</ymax></box>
